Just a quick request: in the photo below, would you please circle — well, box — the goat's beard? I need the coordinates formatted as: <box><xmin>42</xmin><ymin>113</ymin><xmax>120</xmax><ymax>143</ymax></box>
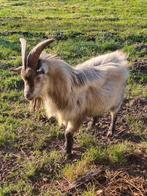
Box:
<box><xmin>29</xmin><ymin>97</ymin><xmax>43</xmax><ymax>111</ymax></box>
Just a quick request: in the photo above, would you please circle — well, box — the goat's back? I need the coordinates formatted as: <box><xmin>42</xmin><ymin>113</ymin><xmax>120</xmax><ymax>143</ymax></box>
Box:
<box><xmin>76</xmin><ymin>50</ymin><xmax>128</xmax><ymax>68</ymax></box>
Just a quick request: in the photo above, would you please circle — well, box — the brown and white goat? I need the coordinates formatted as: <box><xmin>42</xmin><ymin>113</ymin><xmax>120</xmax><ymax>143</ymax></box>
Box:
<box><xmin>11</xmin><ymin>38</ymin><xmax>129</xmax><ymax>156</ymax></box>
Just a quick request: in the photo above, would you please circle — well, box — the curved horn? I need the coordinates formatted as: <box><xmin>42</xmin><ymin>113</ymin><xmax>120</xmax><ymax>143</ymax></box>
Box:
<box><xmin>20</xmin><ymin>38</ymin><xmax>27</xmax><ymax>69</ymax></box>
<box><xmin>27</xmin><ymin>38</ymin><xmax>55</xmax><ymax>69</ymax></box>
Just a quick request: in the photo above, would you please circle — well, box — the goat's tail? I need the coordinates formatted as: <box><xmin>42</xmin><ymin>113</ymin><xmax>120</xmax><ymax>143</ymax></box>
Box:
<box><xmin>110</xmin><ymin>50</ymin><xmax>128</xmax><ymax>67</ymax></box>
<box><xmin>98</xmin><ymin>50</ymin><xmax>128</xmax><ymax>68</ymax></box>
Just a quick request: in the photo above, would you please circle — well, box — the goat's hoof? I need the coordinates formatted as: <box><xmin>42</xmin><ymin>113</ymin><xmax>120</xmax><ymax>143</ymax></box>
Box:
<box><xmin>107</xmin><ymin>131</ymin><xmax>113</xmax><ymax>137</ymax></box>
<box><xmin>86</xmin><ymin>127</ymin><xmax>91</xmax><ymax>132</ymax></box>
<box><xmin>66</xmin><ymin>153</ymin><xmax>73</xmax><ymax>159</ymax></box>
<box><xmin>63</xmin><ymin>148</ymin><xmax>73</xmax><ymax>159</ymax></box>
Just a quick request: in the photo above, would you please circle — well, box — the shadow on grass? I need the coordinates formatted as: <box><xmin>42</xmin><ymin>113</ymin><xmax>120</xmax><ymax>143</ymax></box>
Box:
<box><xmin>116</xmin><ymin>132</ymin><xmax>147</xmax><ymax>143</ymax></box>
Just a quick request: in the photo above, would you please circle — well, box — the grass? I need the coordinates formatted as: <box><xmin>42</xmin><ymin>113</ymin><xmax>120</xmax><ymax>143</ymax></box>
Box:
<box><xmin>126</xmin><ymin>83</ymin><xmax>147</xmax><ymax>99</ymax></box>
<box><xmin>77</xmin><ymin>132</ymin><xmax>96</xmax><ymax>147</ymax></box>
<box><xmin>107</xmin><ymin>142</ymin><xmax>129</xmax><ymax>163</ymax></box>
<box><xmin>0</xmin><ymin>124</ymin><xmax>16</xmax><ymax>146</ymax></box>
<box><xmin>125</xmin><ymin>115</ymin><xmax>147</xmax><ymax>135</ymax></box>
<box><xmin>63</xmin><ymin>142</ymin><xmax>132</xmax><ymax>182</ymax></box>
<box><xmin>139</xmin><ymin>142</ymin><xmax>147</xmax><ymax>153</ymax></box>
<box><xmin>24</xmin><ymin>150</ymin><xmax>62</xmax><ymax>179</ymax></box>
<box><xmin>82</xmin><ymin>185</ymin><xmax>97</xmax><ymax>196</ymax></box>
<box><xmin>63</xmin><ymin>159</ymin><xmax>92</xmax><ymax>182</ymax></box>
<box><xmin>0</xmin><ymin>180</ymin><xmax>33</xmax><ymax>196</ymax></box>
<box><xmin>84</xmin><ymin>142</ymin><xmax>133</xmax><ymax>164</ymax></box>
<box><xmin>0</xmin><ymin>0</ymin><xmax>147</xmax><ymax>195</ymax></box>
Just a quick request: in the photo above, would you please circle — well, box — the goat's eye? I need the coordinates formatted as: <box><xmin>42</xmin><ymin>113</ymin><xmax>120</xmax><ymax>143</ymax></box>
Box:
<box><xmin>37</xmin><ymin>68</ymin><xmax>45</xmax><ymax>75</ymax></box>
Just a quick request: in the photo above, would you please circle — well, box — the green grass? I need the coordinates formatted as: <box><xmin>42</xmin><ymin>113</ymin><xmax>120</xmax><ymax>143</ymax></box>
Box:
<box><xmin>82</xmin><ymin>185</ymin><xmax>97</xmax><ymax>196</ymax></box>
<box><xmin>0</xmin><ymin>180</ymin><xmax>33</xmax><ymax>196</ymax></box>
<box><xmin>125</xmin><ymin>115</ymin><xmax>147</xmax><ymax>135</ymax></box>
<box><xmin>0</xmin><ymin>0</ymin><xmax>147</xmax><ymax>194</ymax></box>
<box><xmin>77</xmin><ymin>132</ymin><xmax>96</xmax><ymax>147</ymax></box>
<box><xmin>24</xmin><ymin>150</ymin><xmax>62</xmax><ymax>179</ymax></box>
<box><xmin>63</xmin><ymin>142</ymin><xmax>132</xmax><ymax>182</ymax></box>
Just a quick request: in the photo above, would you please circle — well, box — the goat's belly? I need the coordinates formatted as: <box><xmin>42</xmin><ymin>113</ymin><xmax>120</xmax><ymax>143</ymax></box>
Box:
<box><xmin>86</xmin><ymin>106</ymin><xmax>108</xmax><ymax>117</ymax></box>
<box><xmin>86</xmin><ymin>94</ymin><xmax>119</xmax><ymax>116</ymax></box>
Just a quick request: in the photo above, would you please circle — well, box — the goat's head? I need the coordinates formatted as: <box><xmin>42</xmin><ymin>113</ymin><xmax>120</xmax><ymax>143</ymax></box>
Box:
<box><xmin>10</xmin><ymin>38</ymin><xmax>55</xmax><ymax>100</ymax></box>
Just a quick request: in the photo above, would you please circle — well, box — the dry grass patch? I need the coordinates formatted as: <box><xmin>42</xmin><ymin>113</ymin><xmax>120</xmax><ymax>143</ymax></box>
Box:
<box><xmin>63</xmin><ymin>159</ymin><xmax>92</xmax><ymax>182</ymax></box>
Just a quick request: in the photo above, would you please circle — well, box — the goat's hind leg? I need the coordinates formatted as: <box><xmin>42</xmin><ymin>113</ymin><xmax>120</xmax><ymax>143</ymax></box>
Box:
<box><xmin>107</xmin><ymin>111</ymin><xmax>117</xmax><ymax>137</ymax></box>
<box><xmin>87</xmin><ymin>116</ymin><xmax>98</xmax><ymax>130</ymax></box>
<box><xmin>107</xmin><ymin>102</ymin><xmax>122</xmax><ymax>137</ymax></box>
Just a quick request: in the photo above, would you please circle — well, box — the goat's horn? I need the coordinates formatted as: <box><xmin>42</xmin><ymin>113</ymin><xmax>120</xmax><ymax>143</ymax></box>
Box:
<box><xmin>27</xmin><ymin>38</ymin><xmax>55</xmax><ymax>69</ymax></box>
<box><xmin>20</xmin><ymin>38</ymin><xmax>27</xmax><ymax>69</ymax></box>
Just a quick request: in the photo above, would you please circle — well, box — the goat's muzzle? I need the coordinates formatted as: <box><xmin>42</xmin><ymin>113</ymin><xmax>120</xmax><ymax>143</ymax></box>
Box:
<box><xmin>24</xmin><ymin>92</ymin><xmax>34</xmax><ymax>100</ymax></box>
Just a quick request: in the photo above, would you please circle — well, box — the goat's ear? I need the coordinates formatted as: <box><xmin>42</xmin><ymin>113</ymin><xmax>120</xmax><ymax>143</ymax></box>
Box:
<box><xmin>9</xmin><ymin>66</ymin><xmax>22</xmax><ymax>74</ymax></box>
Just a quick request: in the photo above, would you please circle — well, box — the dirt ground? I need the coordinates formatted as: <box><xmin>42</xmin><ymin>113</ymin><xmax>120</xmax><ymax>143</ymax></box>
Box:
<box><xmin>1</xmin><ymin>95</ymin><xmax>146</xmax><ymax>195</ymax></box>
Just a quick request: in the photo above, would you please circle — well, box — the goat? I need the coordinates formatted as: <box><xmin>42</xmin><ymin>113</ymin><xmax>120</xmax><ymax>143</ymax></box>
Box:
<box><xmin>11</xmin><ymin>38</ymin><xmax>129</xmax><ymax>157</ymax></box>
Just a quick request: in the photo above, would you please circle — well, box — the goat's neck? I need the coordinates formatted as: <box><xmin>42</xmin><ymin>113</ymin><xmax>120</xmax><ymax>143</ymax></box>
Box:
<box><xmin>41</xmin><ymin>58</ymin><xmax>75</xmax><ymax>111</ymax></box>
<box><xmin>47</xmin><ymin>70</ymin><xmax>72</xmax><ymax>110</ymax></box>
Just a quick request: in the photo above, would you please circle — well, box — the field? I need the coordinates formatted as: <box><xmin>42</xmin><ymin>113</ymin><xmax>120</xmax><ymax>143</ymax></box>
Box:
<box><xmin>0</xmin><ymin>0</ymin><xmax>147</xmax><ymax>195</ymax></box>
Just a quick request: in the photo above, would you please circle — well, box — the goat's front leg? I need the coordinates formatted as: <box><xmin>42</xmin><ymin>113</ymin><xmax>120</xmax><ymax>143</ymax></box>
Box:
<box><xmin>64</xmin><ymin>121</ymin><xmax>81</xmax><ymax>158</ymax></box>
<box><xmin>64</xmin><ymin>130</ymin><xmax>73</xmax><ymax>157</ymax></box>
<box><xmin>107</xmin><ymin>111</ymin><xmax>117</xmax><ymax>137</ymax></box>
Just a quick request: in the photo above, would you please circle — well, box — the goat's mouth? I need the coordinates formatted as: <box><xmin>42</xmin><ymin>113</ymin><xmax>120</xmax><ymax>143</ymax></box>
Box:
<box><xmin>25</xmin><ymin>94</ymin><xmax>35</xmax><ymax>101</ymax></box>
